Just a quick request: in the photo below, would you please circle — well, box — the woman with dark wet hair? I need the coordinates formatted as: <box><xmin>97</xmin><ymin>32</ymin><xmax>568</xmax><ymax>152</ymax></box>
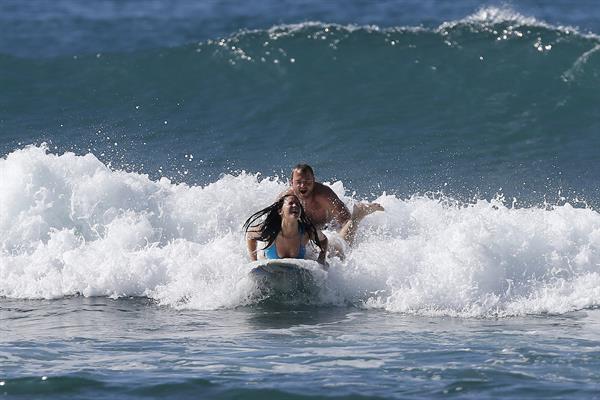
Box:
<box><xmin>243</xmin><ymin>194</ymin><xmax>328</xmax><ymax>265</ymax></box>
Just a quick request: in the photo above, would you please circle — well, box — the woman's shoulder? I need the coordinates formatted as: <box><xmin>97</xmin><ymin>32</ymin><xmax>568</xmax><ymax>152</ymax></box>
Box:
<box><xmin>246</xmin><ymin>227</ymin><xmax>262</xmax><ymax>239</ymax></box>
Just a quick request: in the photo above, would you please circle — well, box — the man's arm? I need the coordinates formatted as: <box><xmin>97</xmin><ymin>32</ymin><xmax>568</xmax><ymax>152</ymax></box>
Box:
<box><xmin>319</xmin><ymin>185</ymin><xmax>361</xmax><ymax>244</ymax></box>
<box><xmin>320</xmin><ymin>185</ymin><xmax>351</xmax><ymax>225</ymax></box>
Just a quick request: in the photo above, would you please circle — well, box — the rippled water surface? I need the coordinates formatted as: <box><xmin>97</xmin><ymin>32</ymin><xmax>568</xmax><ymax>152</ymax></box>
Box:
<box><xmin>2</xmin><ymin>298</ymin><xmax>600</xmax><ymax>399</ymax></box>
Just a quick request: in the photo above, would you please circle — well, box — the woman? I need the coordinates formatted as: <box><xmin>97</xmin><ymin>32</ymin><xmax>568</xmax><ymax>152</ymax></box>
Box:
<box><xmin>243</xmin><ymin>194</ymin><xmax>328</xmax><ymax>265</ymax></box>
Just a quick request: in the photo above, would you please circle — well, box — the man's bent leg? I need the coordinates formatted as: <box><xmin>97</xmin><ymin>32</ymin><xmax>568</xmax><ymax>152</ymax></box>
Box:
<box><xmin>339</xmin><ymin>202</ymin><xmax>384</xmax><ymax>245</ymax></box>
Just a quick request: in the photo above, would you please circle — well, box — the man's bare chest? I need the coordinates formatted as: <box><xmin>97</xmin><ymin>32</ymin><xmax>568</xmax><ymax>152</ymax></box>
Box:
<box><xmin>302</xmin><ymin>200</ymin><xmax>329</xmax><ymax>226</ymax></box>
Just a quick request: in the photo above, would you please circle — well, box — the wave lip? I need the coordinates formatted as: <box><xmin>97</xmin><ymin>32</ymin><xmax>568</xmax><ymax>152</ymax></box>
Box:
<box><xmin>441</xmin><ymin>6</ymin><xmax>544</xmax><ymax>29</ymax></box>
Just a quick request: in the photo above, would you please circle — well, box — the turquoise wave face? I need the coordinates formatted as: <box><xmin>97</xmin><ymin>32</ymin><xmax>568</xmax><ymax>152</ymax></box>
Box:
<box><xmin>2</xmin><ymin>19</ymin><xmax>600</xmax><ymax>203</ymax></box>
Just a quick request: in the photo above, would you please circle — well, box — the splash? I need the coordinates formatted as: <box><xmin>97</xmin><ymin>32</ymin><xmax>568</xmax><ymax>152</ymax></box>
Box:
<box><xmin>2</xmin><ymin>145</ymin><xmax>600</xmax><ymax>317</ymax></box>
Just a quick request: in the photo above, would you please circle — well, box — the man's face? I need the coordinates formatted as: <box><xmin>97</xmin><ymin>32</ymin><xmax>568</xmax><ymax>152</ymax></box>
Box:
<box><xmin>291</xmin><ymin>170</ymin><xmax>314</xmax><ymax>199</ymax></box>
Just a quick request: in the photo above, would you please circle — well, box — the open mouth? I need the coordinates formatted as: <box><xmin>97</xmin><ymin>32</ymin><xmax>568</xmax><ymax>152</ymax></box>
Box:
<box><xmin>288</xmin><ymin>206</ymin><xmax>300</xmax><ymax>217</ymax></box>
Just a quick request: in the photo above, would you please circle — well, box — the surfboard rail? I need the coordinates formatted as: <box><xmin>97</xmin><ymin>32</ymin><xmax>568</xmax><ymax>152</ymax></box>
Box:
<box><xmin>248</xmin><ymin>258</ymin><xmax>326</xmax><ymax>295</ymax></box>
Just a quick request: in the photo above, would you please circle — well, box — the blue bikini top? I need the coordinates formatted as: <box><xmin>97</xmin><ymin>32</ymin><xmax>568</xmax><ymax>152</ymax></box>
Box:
<box><xmin>264</xmin><ymin>225</ymin><xmax>306</xmax><ymax>259</ymax></box>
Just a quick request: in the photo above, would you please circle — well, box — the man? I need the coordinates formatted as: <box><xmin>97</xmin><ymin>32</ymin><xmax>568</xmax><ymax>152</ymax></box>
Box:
<box><xmin>283</xmin><ymin>164</ymin><xmax>384</xmax><ymax>246</ymax></box>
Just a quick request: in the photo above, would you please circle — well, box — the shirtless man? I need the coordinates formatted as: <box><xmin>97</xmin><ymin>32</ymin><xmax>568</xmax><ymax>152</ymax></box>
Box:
<box><xmin>282</xmin><ymin>164</ymin><xmax>384</xmax><ymax>246</ymax></box>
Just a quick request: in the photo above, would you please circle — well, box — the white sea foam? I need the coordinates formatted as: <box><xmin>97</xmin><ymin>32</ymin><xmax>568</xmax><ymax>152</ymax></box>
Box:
<box><xmin>442</xmin><ymin>6</ymin><xmax>542</xmax><ymax>29</ymax></box>
<box><xmin>2</xmin><ymin>145</ymin><xmax>600</xmax><ymax>317</ymax></box>
<box><xmin>441</xmin><ymin>5</ymin><xmax>600</xmax><ymax>46</ymax></box>
<box><xmin>223</xmin><ymin>6</ymin><xmax>592</xmax><ymax>44</ymax></box>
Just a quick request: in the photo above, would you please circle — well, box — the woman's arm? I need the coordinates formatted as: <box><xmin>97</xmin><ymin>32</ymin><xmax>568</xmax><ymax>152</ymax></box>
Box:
<box><xmin>246</xmin><ymin>229</ymin><xmax>260</xmax><ymax>261</ymax></box>
<box><xmin>315</xmin><ymin>230</ymin><xmax>328</xmax><ymax>265</ymax></box>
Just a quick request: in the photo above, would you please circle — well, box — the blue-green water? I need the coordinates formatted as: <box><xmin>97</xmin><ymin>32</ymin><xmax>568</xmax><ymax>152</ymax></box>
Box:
<box><xmin>2</xmin><ymin>1</ymin><xmax>600</xmax><ymax>398</ymax></box>
<box><xmin>3</xmin><ymin>2</ymin><xmax>600</xmax><ymax>203</ymax></box>
<box><xmin>4</xmin><ymin>298</ymin><xmax>600</xmax><ymax>399</ymax></box>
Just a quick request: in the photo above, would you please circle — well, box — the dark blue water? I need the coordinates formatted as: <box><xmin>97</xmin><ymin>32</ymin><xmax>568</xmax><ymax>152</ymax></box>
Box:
<box><xmin>3</xmin><ymin>1</ymin><xmax>600</xmax><ymax>398</ymax></box>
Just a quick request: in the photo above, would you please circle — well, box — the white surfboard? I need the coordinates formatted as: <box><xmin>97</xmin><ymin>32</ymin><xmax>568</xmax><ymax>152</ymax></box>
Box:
<box><xmin>249</xmin><ymin>258</ymin><xmax>327</xmax><ymax>294</ymax></box>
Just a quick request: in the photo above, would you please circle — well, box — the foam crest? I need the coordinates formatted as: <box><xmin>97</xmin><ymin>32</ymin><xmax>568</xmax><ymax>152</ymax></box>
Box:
<box><xmin>0</xmin><ymin>145</ymin><xmax>281</xmax><ymax>304</ymax></box>
<box><xmin>350</xmin><ymin>196</ymin><xmax>600</xmax><ymax>317</ymax></box>
<box><xmin>218</xmin><ymin>6</ymin><xmax>590</xmax><ymax>49</ymax></box>
<box><xmin>2</xmin><ymin>146</ymin><xmax>600</xmax><ymax>317</ymax></box>
<box><xmin>450</xmin><ymin>6</ymin><xmax>542</xmax><ymax>28</ymax></box>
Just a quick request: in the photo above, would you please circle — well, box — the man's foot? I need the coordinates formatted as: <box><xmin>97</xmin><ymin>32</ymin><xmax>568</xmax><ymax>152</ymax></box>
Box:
<box><xmin>352</xmin><ymin>202</ymin><xmax>384</xmax><ymax>221</ymax></box>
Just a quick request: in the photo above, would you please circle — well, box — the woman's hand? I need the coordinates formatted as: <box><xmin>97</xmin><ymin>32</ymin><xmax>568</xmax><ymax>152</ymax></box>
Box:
<box><xmin>317</xmin><ymin>257</ymin><xmax>329</xmax><ymax>269</ymax></box>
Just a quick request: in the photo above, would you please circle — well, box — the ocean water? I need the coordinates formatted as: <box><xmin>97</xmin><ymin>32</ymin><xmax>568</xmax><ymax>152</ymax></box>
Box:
<box><xmin>2</xmin><ymin>1</ymin><xmax>600</xmax><ymax>398</ymax></box>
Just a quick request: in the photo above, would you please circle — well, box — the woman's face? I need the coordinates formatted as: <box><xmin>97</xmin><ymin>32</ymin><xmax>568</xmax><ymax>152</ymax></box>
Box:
<box><xmin>280</xmin><ymin>196</ymin><xmax>301</xmax><ymax>220</ymax></box>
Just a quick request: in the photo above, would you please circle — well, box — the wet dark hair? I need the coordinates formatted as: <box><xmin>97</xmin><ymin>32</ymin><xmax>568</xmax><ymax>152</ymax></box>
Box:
<box><xmin>243</xmin><ymin>194</ymin><xmax>323</xmax><ymax>251</ymax></box>
<box><xmin>291</xmin><ymin>163</ymin><xmax>314</xmax><ymax>180</ymax></box>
